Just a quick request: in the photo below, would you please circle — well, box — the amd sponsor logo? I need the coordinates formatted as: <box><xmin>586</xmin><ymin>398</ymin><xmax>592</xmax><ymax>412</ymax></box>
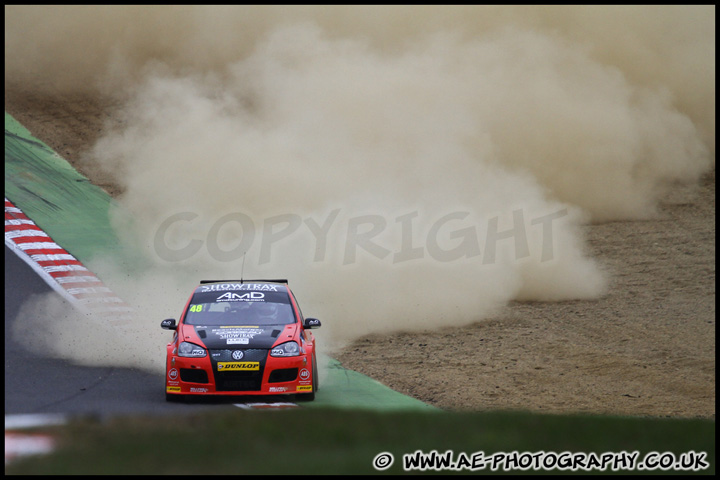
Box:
<box><xmin>217</xmin><ymin>291</ymin><xmax>265</xmax><ymax>302</ymax></box>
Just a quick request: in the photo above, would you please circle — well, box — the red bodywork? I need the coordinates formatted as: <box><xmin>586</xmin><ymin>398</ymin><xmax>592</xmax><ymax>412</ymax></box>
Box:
<box><xmin>163</xmin><ymin>281</ymin><xmax>319</xmax><ymax>400</ymax></box>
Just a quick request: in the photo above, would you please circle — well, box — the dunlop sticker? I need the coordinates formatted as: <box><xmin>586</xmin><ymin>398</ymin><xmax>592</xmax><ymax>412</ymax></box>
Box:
<box><xmin>217</xmin><ymin>362</ymin><xmax>260</xmax><ymax>371</ymax></box>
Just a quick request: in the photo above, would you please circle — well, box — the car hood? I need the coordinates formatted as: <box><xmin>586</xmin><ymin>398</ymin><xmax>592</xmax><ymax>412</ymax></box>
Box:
<box><xmin>183</xmin><ymin>324</ymin><xmax>297</xmax><ymax>349</ymax></box>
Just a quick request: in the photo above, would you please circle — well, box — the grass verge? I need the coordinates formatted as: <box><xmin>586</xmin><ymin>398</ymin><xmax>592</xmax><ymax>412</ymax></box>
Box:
<box><xmin>5</xmin><ymin>407</ymin><xmax>714</xmax><ymax>475</ymax></box>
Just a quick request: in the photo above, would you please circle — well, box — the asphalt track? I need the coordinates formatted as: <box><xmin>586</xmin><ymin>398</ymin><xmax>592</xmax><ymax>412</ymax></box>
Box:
<box><xmin>4</xmin><ymin>111</ymin><xmax>436</xmax><ymax>424</ymax></box>
<box><xmin>5</xmin><ymin>244</ymin><xmax>219</xmax><ymax>418</ymax></box>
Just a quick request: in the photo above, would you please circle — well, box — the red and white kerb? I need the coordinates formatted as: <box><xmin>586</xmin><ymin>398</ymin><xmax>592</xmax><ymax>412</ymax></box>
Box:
<box><xmin>4</xmin><ymin>197</ymin><xmax>132</xmax><ymax>324</ymax></box>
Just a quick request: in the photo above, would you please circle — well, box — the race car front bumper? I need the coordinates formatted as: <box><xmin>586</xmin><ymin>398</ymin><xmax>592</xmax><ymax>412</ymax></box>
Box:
<box><xmin>165</xmin><ymin>349</ymin><xmax>314</xmax><ymax>396</ymax></box>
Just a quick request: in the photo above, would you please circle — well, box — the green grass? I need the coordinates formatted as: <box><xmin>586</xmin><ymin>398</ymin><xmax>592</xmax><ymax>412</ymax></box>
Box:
<box><xmin>5</xmin><ymin>408</ymin><xmax>714</xmax><ymax>475</ymax></box>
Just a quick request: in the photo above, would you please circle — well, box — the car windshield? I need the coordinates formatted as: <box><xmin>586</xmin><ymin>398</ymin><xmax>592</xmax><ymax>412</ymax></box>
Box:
<box><xmin>184</xmin><ymin>286</ymin><xmax>296</xmax><ymax>326</ymax></box>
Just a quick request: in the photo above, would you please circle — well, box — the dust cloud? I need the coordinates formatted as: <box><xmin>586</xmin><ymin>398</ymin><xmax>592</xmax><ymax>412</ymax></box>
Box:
<box><xmin>5</xmin><ymin>6</ymin><xmax>714</xmax><ymax>365</ymax></box>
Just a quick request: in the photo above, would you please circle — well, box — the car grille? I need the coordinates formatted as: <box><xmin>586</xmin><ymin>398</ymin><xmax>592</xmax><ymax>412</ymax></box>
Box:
<box><xmin>209</xmin><ymin>348</ymin><xmax>268</xmax><ymax>392</ymax></box>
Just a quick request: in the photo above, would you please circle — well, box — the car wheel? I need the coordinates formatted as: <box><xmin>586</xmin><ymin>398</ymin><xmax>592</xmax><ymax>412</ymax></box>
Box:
<box><xmin>312</xmin><ymin>355</ymin><xmax>319</xmax><ymax>392</ymax></box>
<box><xmin>165</xmin><ymin>393</ymin><xmax>184</xmax><ymax>402</ymax></box>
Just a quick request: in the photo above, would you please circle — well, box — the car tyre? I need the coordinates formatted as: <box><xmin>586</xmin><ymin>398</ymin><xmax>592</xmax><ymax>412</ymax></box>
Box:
<box><xmin>165</xmin><ymin>393</ymin><xmax>184</xmax><ymax>402</ymax></box>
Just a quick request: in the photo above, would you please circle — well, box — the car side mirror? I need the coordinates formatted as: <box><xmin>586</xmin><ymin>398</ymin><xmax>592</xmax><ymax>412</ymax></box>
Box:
<box><xmin>303</xmin><ymin>318</ymin><xmax>321</xmax><ymax>329</ymax></box>
<box><xmin>161</xmin><ymin>318</ymin><xmax>177</xmax><ymax>330</ymax></box>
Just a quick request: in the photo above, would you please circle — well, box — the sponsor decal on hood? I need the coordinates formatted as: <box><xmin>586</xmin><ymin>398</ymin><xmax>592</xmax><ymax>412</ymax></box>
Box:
<box><xmin>189</xmin><ymin>324</ymin><xmax>294</xmax><ymax>349</ymax></box>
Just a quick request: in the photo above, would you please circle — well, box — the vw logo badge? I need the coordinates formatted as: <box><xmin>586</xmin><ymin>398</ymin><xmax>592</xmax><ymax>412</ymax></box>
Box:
<box><xmin>232</xmin><ymin>350</ymin><xmax>244</xmax><ymax>360</ymax></box>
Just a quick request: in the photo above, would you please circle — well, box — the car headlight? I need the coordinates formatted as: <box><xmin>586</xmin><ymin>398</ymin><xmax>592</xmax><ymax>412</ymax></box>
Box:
<box><xmin>271</xmin><ymin>341</ymin><xmax>302</xmax><ymax>357</ymax></box>
<box><xmin>178</xmin><ymin>341</ymin><xmax>207</xmax><ymax>358</ymax></box>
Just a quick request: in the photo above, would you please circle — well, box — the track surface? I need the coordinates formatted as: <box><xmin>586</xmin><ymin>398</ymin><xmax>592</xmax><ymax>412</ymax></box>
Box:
<box><xmin>5</xmin><ymin>242</ymin><xmax>433</xmax><ymax>418</ymax></box>
<box><xmin>5</xmin><ymin>245</ymin><xmax>235</xmax><ymax>418</ymax></box>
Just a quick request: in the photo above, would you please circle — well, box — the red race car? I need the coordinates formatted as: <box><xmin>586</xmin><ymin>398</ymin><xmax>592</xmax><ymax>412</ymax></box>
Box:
<box><xmin>161</xmin><ymin>279</ymin><xmax>321</xmax><ymax>401</ymax></box>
